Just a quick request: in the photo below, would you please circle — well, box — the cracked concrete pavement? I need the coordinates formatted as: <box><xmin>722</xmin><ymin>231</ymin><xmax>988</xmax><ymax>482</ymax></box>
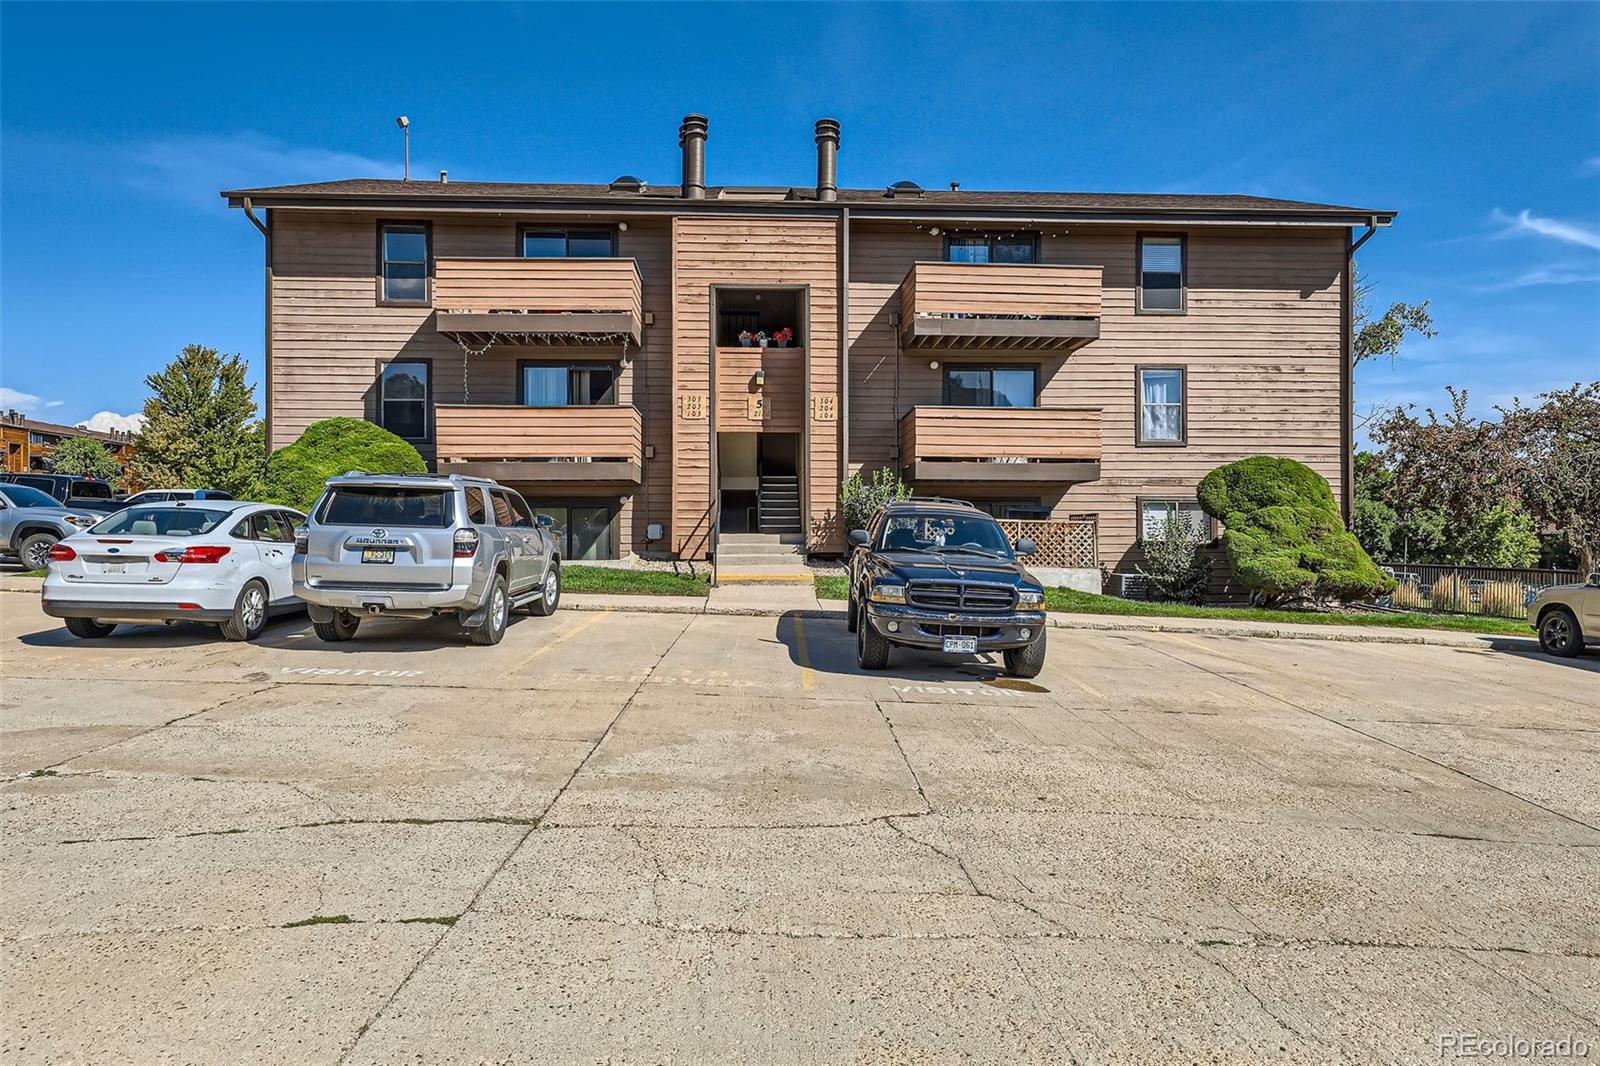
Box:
<box><xmin>1</xmin><ymin>589</ymin><xmax>1597</xmax><ymax>1064</ymax></box>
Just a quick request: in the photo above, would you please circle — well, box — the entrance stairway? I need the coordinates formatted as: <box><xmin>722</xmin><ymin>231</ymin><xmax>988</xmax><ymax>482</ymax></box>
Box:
<box><xmin>714</xmin><ymin>531</ymin><xmax>812</xmax><ymax>585</ymax></box>
<box><xmin>757</xmin><ymin>475</ymin><xmax>802</xmax><ymax>534</ymax></box>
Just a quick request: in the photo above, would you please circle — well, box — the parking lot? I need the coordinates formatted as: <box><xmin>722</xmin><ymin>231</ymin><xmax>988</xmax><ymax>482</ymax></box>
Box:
<box><xmin>2</xmin><ymin>589</ymin><xmax>1597</xmax><ymax>1064</ymax></box>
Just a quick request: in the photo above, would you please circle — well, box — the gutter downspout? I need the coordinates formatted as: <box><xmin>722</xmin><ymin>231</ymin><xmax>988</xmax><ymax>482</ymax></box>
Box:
<box><xmin>242</xmin><ymin>197</ymin><xmax>273</xmax><ymax>450</ymax></box>
<box><xmin>839</xmin><ymin>206</ymin><xmax>850</xmax><ymax>506</ymax></box>
<box><xmin>1342</xmin><ymin>216</ymin><xmax>1379</xmax><ymax>524</ymax></box>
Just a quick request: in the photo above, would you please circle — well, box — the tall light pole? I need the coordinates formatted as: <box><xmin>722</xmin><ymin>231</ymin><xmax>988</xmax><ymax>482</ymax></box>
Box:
<box><xmin>396</xmin><ymin>115</ymin><xmax>410</xmax><ymax>181</ymax></box>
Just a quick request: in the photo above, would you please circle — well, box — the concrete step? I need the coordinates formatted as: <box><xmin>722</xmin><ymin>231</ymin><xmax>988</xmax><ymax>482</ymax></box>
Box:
<box><xmin>715</xmin><ymin>563</ymin><xmax>817</xmax><ymax>585</ymax></box>
<box><xmin>719</xmin><ymin>532</ymin><xmax>805</xmax><ymax>546</ymax></box>
<box><xmin>715</xmin><ymin>540</ymin><xmax>803</xmax><ymax>557</ymax></box>
<box><xmin>715</xmin><ymin>551</ymin><xmax>811</xmax><ymax>567</ymax></box>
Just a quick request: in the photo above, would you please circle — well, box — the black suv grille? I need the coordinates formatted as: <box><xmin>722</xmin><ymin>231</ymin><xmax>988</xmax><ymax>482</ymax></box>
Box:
<box><xmin>906</xmin><ymin>580</ymin><xmax>1017</xmax><ymax>613</ymax></box>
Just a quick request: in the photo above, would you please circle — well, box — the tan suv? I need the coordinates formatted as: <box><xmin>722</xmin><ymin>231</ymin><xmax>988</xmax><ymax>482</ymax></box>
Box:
<box><xmin>1529</xmin><ymin>574</ymin><xmax>1600</xmax><ymax>657</ymax></box>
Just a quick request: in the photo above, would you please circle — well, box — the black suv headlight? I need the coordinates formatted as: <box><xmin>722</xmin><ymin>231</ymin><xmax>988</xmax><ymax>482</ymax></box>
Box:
<box><xmin>1017</xmin><ymin>589</ymin><xmax>1045</xmax><ymax>607</ymax></box>
<box><xmin>869</xmin><ymin>582</ymin><xmax>907</xmax><ymax>604</ymax></box>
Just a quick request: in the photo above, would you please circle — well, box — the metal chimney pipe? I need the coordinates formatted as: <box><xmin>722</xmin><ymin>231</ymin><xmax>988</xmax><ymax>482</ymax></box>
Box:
<box><xmin>679</xmin><ymin>114</ymin><xmax>708</xmax><ymax>199</ymax></box>
<box><xmin>815</xmin><ymin>118</ymin><xmax>840</xmax><ymax>201</ymax></box>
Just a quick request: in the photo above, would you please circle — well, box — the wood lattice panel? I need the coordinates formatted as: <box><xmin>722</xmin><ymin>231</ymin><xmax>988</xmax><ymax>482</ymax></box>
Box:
<box><xmin>999</xmin><ymin>518</ymin><xmax>1098</xmax><ymax>569</ymax></box>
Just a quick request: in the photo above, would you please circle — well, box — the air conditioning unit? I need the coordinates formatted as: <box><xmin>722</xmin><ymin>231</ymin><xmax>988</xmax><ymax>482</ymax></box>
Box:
<box><xmin>1113</xmin><ymin>573</ymin><xmax>1150</xmax><ymax>601</ymax></box>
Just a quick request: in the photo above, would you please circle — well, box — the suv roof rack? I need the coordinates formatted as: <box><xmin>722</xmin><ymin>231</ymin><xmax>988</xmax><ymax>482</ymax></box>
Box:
<box><xmin>889</xmin><ymin>496</ymin><xmax>975</xmax><ymax>509</ymax></box>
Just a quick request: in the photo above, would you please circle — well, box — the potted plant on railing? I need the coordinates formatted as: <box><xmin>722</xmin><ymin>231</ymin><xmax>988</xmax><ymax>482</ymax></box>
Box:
<box><xmin>773</xmin><ymin>327</ymin><xmax>794</xmax><ymax>349</ymax></box>
<box><xmin>738</xmin><ymin>329</ymin><xmax>755</xmax><ymax>347</ymax></box>
<box><xmin>755</xmin><ymin>331</ymin><xmax>769</xmax><ymax>348</ymax></box>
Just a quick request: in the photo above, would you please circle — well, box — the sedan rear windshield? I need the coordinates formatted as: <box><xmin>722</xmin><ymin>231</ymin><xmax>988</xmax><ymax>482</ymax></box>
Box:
<box><xmin>0</xmin><ymin>485</ymin><xmax>60</xmax><ymax>509</ymax></box>
<box><xmin>89</xmin><ymin>507</ymin><xmax>232</xmax><ymax>537</ymax></box>
<box><xmin>320</xmin><ymin>487</ymin><xmax>454</xmax><ymax>528</ymax></box>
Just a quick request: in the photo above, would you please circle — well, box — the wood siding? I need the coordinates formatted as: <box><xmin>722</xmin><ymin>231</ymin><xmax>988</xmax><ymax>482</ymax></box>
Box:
<box><xmin>433</xmin><ymin>257</ymin><xmax>642</xmax><ymax>316</ymax></box>
<box><xmin>715</xmin><ymin>346</ymin><xmax>806</xmax><ymax>432</ymax></box>
<box><xmin>899</xmin><ymin>406</ymin><xmax>1102</xmax><ymax>462</ymax></box>
<box><xmin>901</xmin><ymin>261</ymin><xmax>1101</xmax><ymax>321</ymax></box>
<box><xmin>848</xmin><ymin>222</ymin><xmax>1346</xmax><ymax>578</ymax></box>
<box><xmin>268</xmin><ymin>211</ymin><xmax>674</xmax><ymax>558</ymax></box>
<box><xmin>435</xmin><ymin>404</ymin><xmax>642</xmax><ymax>463</ymax></box>
<box><xmin>670</xmin><ymin>216</ymin><xmax>841</xmax><ymax>557</ymax></box>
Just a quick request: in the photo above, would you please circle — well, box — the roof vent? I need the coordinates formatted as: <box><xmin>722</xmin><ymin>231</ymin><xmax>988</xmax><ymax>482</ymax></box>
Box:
<box><xmin>609</xmin><ymin>174</ymin><xmax>645</xmax><ymax>193</ymax></box>
<box><xmin>886</xmin><ymin>180</ymin><xmax>924</xmax><ymax>199</ymax></box>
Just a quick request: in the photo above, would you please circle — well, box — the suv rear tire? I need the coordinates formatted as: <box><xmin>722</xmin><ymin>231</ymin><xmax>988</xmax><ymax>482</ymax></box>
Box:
<box><xmin>527</xmin><ymin>565</ymin><xmax>561</xmax><ymax>617</ymax></box>
<box><xmin>1538</xmin><ymin>607</ymin><xmax>1582</xmax><ymax>658</ymax></box>
<box><xmin>313</xmin><ymin>610</ymin><xmax>360</xmax><ymax>643</ymax></box>
<box><xmin>856</xmin><ymin>602</ymin><xmax>890</xmax><ymax>670</ymax></box>
<box><xmin>469</xmin><ymin>575</ymin><xmax>509</xmax><ymax>646</ymax></box>
<box><xmin>65</xmin><ymin>617</ymin><xmax>116</xmax><ymax>639</ymax></box>
<box><xmin>1003</xmin><ymin>630</ymin><xmax>1047</xmax><ymax>678</ymax></box>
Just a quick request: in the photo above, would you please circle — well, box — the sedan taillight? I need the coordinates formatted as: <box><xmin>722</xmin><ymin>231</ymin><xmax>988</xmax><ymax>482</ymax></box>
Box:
<box><xmin>47</xmin><ymin>544</ymin><xmax>76</xmax><ymax>562</ymax></box>
<box><xmin>453</xmin><ymin>529</ymin><xmax>479</xmax><ymax>558</ymax></box>
<box><xmin>154</xmin><ymin>545</ymin><xmax>232</xmax><ymax>564</ymax></box>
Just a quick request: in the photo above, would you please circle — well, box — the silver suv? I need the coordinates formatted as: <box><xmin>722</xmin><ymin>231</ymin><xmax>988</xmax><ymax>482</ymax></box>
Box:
<box><xmin>294</xmin><ymin>473</ymin><xmax>562</xmax><ymax>645</ymax></box>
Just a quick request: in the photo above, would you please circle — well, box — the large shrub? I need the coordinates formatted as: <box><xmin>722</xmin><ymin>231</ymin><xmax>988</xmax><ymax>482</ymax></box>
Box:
<box><xmin>261</xmin><ymin>418</ymin><xmax>427</xmax><ymax>511</ymax></box>
<box><xmin>1197</xmin><ymin>456</ymin><xmax>1393</xmax><ymax>607</ymax></box>
<box><xmin>840</xmin><ymin>467</ymin><xmax>911</xmax><ymax>533</ymax></box>
<box><xmin>1137</xmin><ymin>515</ymin><xmax>1210</xmax><ymax>604</ymax></box>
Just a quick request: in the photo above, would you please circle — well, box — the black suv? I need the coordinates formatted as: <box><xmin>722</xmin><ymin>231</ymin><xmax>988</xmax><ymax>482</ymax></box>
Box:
<box><xmin>845</xmin><ymin>498</ymin><xmax>1048</xmax><ymax>677</ymax></box>
<box><xmin>0</xmin><ymin>473</ymin><xmax>123</xmax><ymax>514</ymax></box>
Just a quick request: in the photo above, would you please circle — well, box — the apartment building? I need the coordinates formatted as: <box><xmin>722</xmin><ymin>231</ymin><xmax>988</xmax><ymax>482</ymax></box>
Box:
<box><xmin>0</xmin><ymin>410</ymin><xmax>137</xmax><ymax>480</ymax></box>
<box><xmin>224</xmin><ymin>115</ymin><xmax>1392</xmax><ymax>580</ymax></box>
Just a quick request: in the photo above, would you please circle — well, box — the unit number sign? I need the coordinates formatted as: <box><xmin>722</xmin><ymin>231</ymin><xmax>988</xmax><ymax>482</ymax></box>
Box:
<box><xmin>812</xmin><ymin>395</ymin><xmax>838</xmax><ymax>422</ymax></box>
<box><xmin>678</xmin><ymin>394</ymin><xmax>707</xmax><ymax>419</ymax></box>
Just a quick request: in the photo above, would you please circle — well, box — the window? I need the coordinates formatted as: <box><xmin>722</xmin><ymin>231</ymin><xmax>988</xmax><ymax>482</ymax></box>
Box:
<box><xmin>973</xmin><ymin>501</ymin><xmax>1052</xmax><ymax>520</ymax></box>
<box><xmin>253</xmin><ymin>511</ymin><xmax>296</xmax><ymax>543</ymax></box>
<box><xmin>464</xmin><ymin>487</ymin><xmax>487</xmax><ymax>525</ymax></box>
<box><xmin>520</xmin><ymin>363</ymin><xmax>617</xmax><ymax>407</ymax></box>
<box><xmin>944</xmin><ymin>366</ymin><xmax>1037</xmax><ymax>408</ymax></box>
<box><xmin>1138</xmin><ymin>234</ymin><xmax>1186</xmax><ymax>312</ymax></box>
<box><xmin>0</xmin><ymin>485</ymin><xmax>60</xmax><ymax>508</ymax></box>
<box><xmin>944</xmin><ymin>233</ymin><xmax>1039</xmax><ymax>264</ymax></box>
<box><xmin>319</xmin><ymin>487</ymin><xmax>453</xmax><ymax>528</ymax></box>
<box><xmin>878</xmin><ymin>513</ymin><xmax>1015</xmax><ymax>556</ymax></box>
<box><xmin>90</xmin><ymin>507</ymin><xmax>232</xmax><ymax>537</ymax></box>
<box><xmin>488</xmin><ymin>491</ymin><xmax>517</xmax><ymax>527</ymax></box>
<box><xmin>380</xmin><ymin>361</ymin><xmax>430</xmax><ymax>441</ymax></box>
<box><xmin>380</xmin><ymin>224</ymin><xmax>430</xmax><ymax>303</ymax></box>
<box><xmin>532</xmin><ymin>503</ymin><xmax>616</xmax><ymax>560</ymax></box>
<box><xmin>1140</xmin><ymin>498</ymin><xmax>1210</xmax><ymax>541</ymax></box>
<box><xmin>1137</xmin><ymin>367</ymin><xmax>1186</xmax><ymax>445</ymax></box>
<box><xmin>520</xmin><ymin>227</ymin><xmax>617</xmax><ymax>258</ymax></box>
<box><xmin>66</xmin><ymin>481</ymin><xmax>114</xmax><ymax>500</ymax></box>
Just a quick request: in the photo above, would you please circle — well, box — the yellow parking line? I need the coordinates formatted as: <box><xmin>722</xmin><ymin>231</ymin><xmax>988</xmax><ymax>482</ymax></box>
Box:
<box><xmin>793</xmin><ymin>615</ymin><xmax>815</xmax><ymax>691</ymax></box>
<box><xmin>499</xmin><ymin>607</ymin><xmax>613</xmax><ymax>678</ymax></box>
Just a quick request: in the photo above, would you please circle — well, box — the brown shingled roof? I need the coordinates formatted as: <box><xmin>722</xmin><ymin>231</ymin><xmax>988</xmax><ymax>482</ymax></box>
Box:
<box><xmin>222</xmin><ymin>178</ymin><xmax>1392</xmax><ymax>222</ymax></box>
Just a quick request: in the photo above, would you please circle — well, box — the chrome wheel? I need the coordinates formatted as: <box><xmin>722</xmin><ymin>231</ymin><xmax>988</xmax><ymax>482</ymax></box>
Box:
<box><xmin>241</xmin><ymin>585</ymin><xmax>267</xmax><ymax>632</ymax></box>
<box><xmin>543</xmin><ymin>572</ymin><xmax>558</xmax><ymax>609</ymax></box>
<box><xmin>492</xmin><ymin>585</ymin><xmax>507</xmax><ymax>633</ymax></box>
<box><xmin>23</xmin><ymin>538</ymin><xmax>53</xmax><ymax>569</ymax></box>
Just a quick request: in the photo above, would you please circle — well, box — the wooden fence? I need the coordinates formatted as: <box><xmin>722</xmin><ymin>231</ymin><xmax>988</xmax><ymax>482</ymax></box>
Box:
<box><xmin>999</xmin><ymin>518</ymin><xmax>1097</xmax><ymax>569</ymax></box>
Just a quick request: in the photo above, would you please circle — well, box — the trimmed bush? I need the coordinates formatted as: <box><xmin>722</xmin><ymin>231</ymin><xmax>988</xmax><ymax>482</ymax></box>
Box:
<box><xmin>840</xmin><ymin>467</ymin><xmax>911</xmax><ymax>533</ymax></box>
<box><xmin>1137</xmin><ymin>515</ymin><xmax>1210</xmax><ymax>604</ymax></box>
<box><xmin>1197</xmin><ymin>456</ymin><xmax>1394</xmax><ymax>607</ymax></box>
<box><xmin>261</xmin><ymin>418</ymin><xmax>427</xmax><ymax>511</ymax></box>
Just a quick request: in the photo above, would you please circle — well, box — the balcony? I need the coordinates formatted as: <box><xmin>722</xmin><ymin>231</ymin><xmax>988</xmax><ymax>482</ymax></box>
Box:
<box><xmin>434</xmin><ymin>404</ymin><xmax>642</xmax><ymax>485</ymax></box>
<box><xmin>433</xmin><ymin>258</ymin><xmax>644</xmax><ymax>347</ymax></box>
<box><xmin>899</xmin><ymin>406</ymin><xmax>1102</xmax><ymax>483</ymax></box>
<box><xmin>898</xmin><ymin>262</ymin><xmax>1102</xmax><ymax>352</ymax></box>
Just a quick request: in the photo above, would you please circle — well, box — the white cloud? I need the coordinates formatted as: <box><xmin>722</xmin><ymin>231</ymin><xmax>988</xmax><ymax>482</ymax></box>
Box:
<box><xmin>0</xmin><ymin>386</ymin><xmax>49</xmax><ymax>413</ymax></box>
<box><xmin>125</xmin><ymin>132</ymin><xmax>405</xmax><ymax>209</ymax></box>
<box><xmin>77</xmin><ymin>411</ymin><xmax>145</xmax><ymax>434</ymax></box>
<box><xmin>1489</xmin><ymin>207</ymin><xmax>1600</xmax><ymax>250</ymax></box>
<box><xmin>44</xmin><ymin>400</ymin><xmax>63</xmax><ymax>408</ymax></box>
<box><xmin>1581</xmin><ymin>156</ymin><xmax>1600</xmax><ymax>176</ymax></box>
<box><xmin>1473</xmin><ymin>266</ymin><xmax>1600</xmax><ymax>291</ymax></box>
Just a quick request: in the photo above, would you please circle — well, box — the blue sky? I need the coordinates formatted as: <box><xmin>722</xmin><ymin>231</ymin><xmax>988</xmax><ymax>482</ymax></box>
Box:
<box><xmin>2</xmin><ymin>2</ymin><xmax>1597</xmax><ymax>441</ymax></box>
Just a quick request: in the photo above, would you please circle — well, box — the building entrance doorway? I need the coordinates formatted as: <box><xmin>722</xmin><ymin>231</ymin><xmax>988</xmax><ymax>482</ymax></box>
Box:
<box><xmin>717</xmin><ymin>432</ymin><xmax>800</xmax><ymax>535</ymax></box>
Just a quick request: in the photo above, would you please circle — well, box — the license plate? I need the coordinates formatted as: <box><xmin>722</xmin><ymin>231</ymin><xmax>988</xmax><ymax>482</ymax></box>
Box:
<box><xmin>361</xmin><ymin>548</ymin><xmax>395</xmax><ymax>564</ymax></box>
<box><xmin>104</xmin><ymin>562</ymin><xmax>127</xmax><ymax>574</ymax></box>
<box><xmin>942</xmin><ymin>636</ymin><xmax>978</xmax><ymax>654</ymax></box>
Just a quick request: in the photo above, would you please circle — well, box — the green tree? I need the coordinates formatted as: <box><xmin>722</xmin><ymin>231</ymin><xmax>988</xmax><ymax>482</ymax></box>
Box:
<box><xmin>1351</xmin><ymin>451</ymin><xmax>1398</xmax><ymax>559</ymax></box>
<box><xmin>1499</xmin><ymin>381</ymin><xmax>1600</xmax><ymax>574</ymax></box>
<box><xmin>840</xmin><ymin>467</ymin><xmax>911</xmax><ymax>533</ymax></box>
<box><xmin>1197</xmin><ymin>456</ymin><xmax>1392</xmax><ymax>607</ymax></box>
<box><xmin>261</xmin><ymin>417</ymin><xmax>427</xmax><ymax>511</ymax></box>
<box><xmin>130</xmin><ymin>344</ymin><xmax>265</xmax><ymax>497</ymax></box>
<box><xmin>1352</xmin><ymin>266</ymin><xmax>1436</xmax><ymax>367</ymax></box>
<box><xmin>50</xmin><ymin>436</ymin><xmax>122</xmax><ymax>481</ymax></box>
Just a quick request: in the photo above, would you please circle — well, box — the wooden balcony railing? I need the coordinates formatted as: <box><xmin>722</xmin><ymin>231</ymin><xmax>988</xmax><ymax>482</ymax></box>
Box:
<box><xmin>899</xmin><ymin>406</ymin><xmax>1102</xmax><ymax>483</ymax></box>
<box><xmin>898</xmin><ymin>262</ymin><xmax>1102</xmax><ymax>351</ymax></box>
<box><xmin>433</xmin><ymin>258</ymin><xmax>643</xmax><ymax>347</ymax></box>
<box><xmin>434</xmin><ymin>404</ymin><xmax>642</xmax><ymax>484</ymax></box>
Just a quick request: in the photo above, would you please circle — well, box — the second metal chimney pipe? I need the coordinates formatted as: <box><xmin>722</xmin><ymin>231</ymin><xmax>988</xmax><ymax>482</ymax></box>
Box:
<box><xmin>679</xmin><ymin>114</ymin><xmax>708</xmax><ymax>199</ymax></box>
<box><xmin>815</xmin><ymin>118</ymin><xmax>840</xmax><ymax>201</ymax></box>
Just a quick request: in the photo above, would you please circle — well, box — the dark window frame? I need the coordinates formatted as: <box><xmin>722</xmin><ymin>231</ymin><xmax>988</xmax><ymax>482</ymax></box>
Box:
<box><xmin>376</xmin><ymin>357</ymin><xmax>433</xmax><ymax>444</ymax></box>
<box><xmin>516</xmin><ymin>360</ymin><xmax>621</xmax><ymax>407</ymax></box>
<box><xmin>941</xmin><ymin>363</ymin><xmax>1042</xmax><ymax>408</ymax></box>
<box><xmin>516</xmin><ymin>224</ymin><xmax>620</xmax><ymax>258</ymax></box>
<box><xmin>1136</xmin><ymin>232</ymin><xmax>1187</xmax><ymax>315</ymax></box>
<box><xmin>941</xmin><ymin>231</ymin><xmax>1042</xmax><ymax>264</ymax></box>
<box><xmin>376</xmin><ymin>220</ymin><xmax>433</xmax><ymax>306</ymax></box>
<box><xmin>526</xmin><ymin>498</ymin><xmax>620</xmax><ymax>561</ymax></box>
<box><xmin>1135</xmin><ymin>495</ymin><xmax>1215</xmax><ymax>544</ymax></box>
<box><xmin>1134</xmin><ymin>364</ymin><xmax>1188</xmax><ymax>447</ymax></box>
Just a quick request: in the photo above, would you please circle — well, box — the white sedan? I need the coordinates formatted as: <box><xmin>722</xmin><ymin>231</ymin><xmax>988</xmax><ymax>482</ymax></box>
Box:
<box><xmin>42</xmin><ymin>500</ymin><xmax>307</xmax><ymax>641</ymax></box>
